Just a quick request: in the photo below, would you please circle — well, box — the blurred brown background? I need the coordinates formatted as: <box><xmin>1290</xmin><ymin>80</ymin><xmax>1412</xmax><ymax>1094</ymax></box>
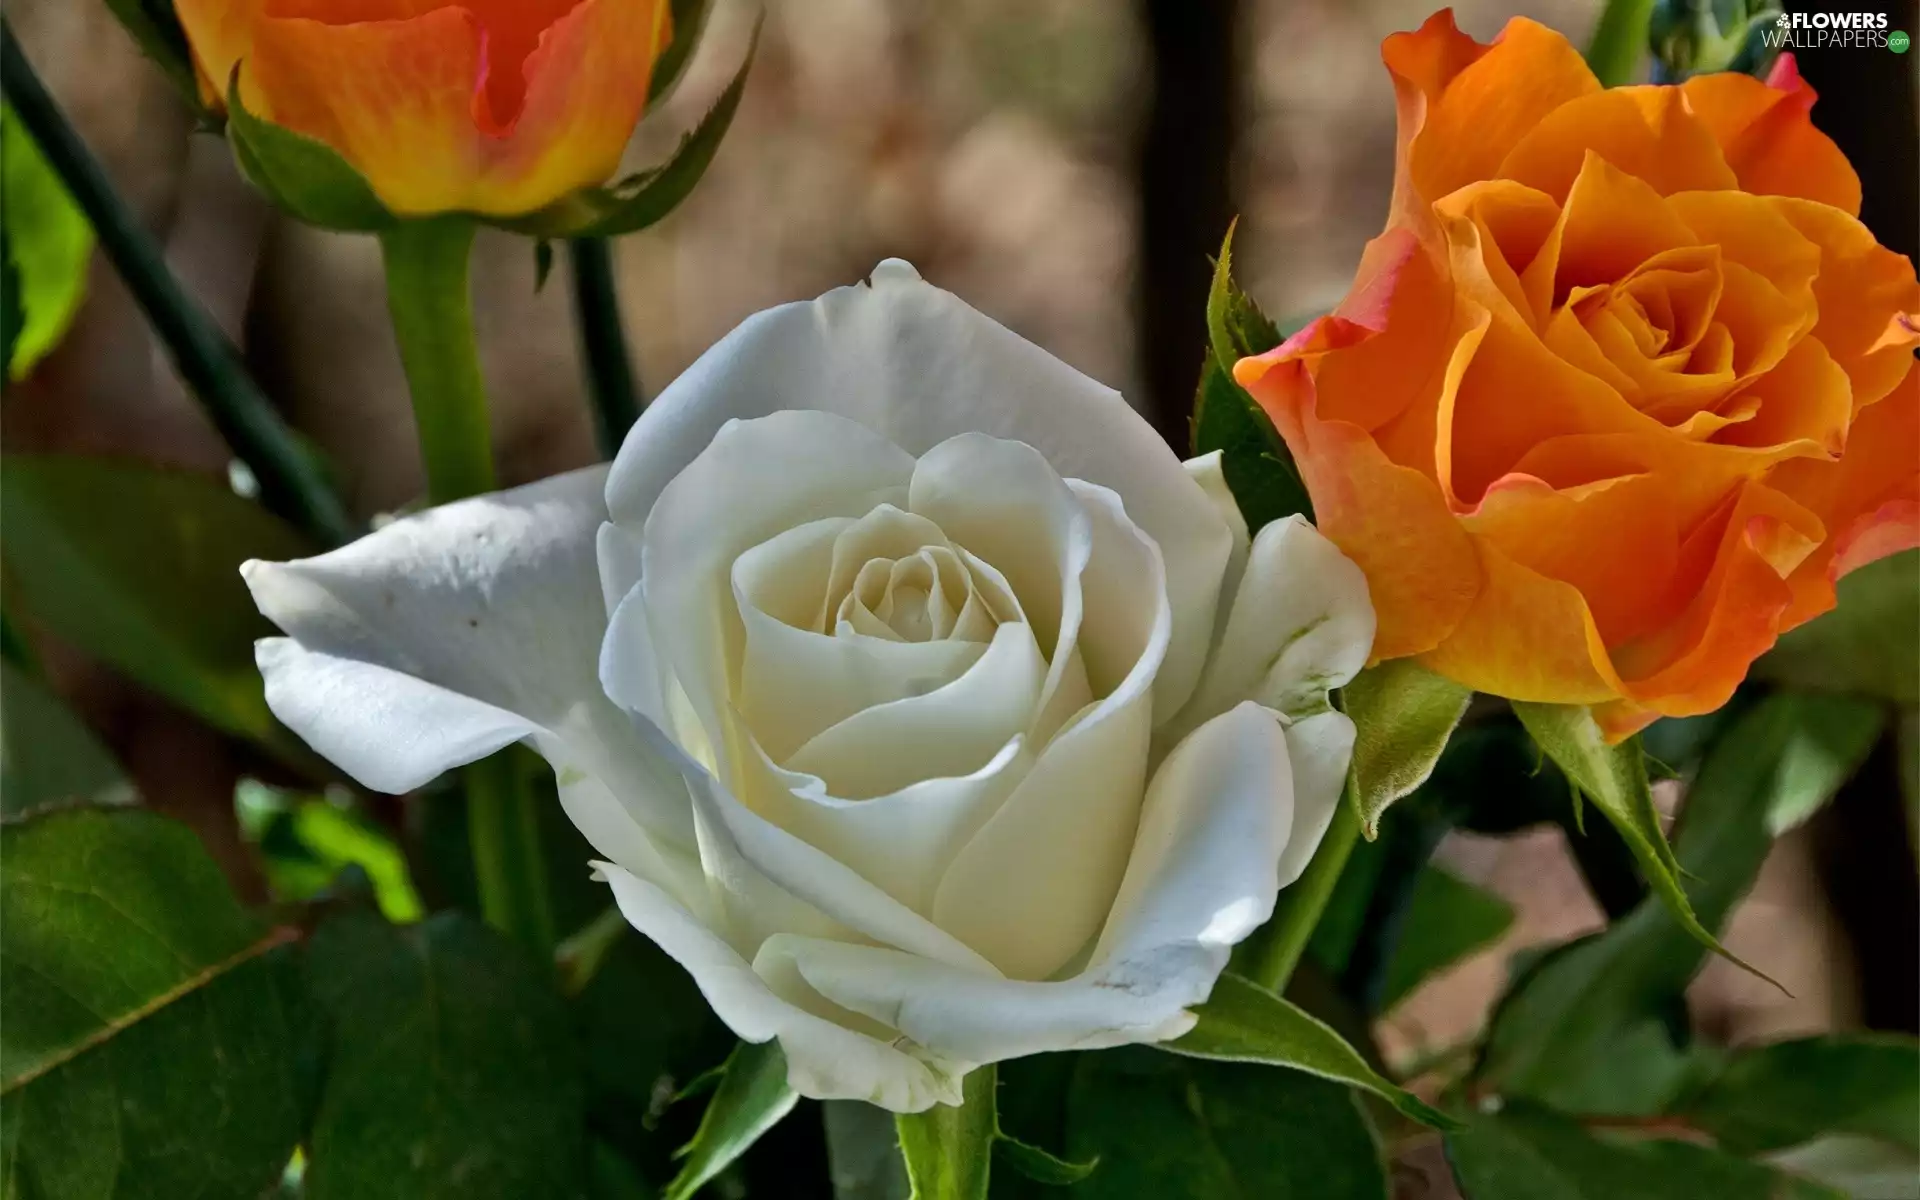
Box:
<box><xmin>4</xmin><ymin>8</ymin><xmax>1914</xmax><ymax>1190</ymax></box>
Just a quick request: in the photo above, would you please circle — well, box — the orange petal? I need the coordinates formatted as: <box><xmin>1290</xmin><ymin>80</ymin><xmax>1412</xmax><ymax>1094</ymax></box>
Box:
<box><xmin>1498</xmin><ymin>85</ymin><xmax>1738</xmax><ymax>202</ymax></box>
<box><xmin>1235</xmin><ymin>337</ymin><xmax>1482</xmax><ymax>662</ymax></box>
<box><xmin>1306</xmin><ymin>226</ymin><xmax>1466</xmax><ymax>440</ymax></box>
<box><xmin>1416</xmin><ymin>531</ymin><xmax>1623</xmax><ymax>705</ymax></box>
<box><xmin>175</xmin><ymin>0</ymin><xmax>266</xmax><ymax>105</ymax></box>
<box><xmin>1713</xmin><ymin>335</ymin><xmax>1851</xmax><ymax>455</ymax></box>
<box><xmin>1608</xmin><ymin>481</ymin><xmax>1823</xmax><ymax>715</ymax></box>
<box><xmin>246</xmin><ymin>0</ymin><xmax>666</xmax><ymax>216</ymax></box>
<box><xmin>475</xmin><ymin>0</ymin><xmax>670</xmax><ymax>213</ymax></box>
<box><xmin>249</xmin><ymin>8</ymin><xmax>490</xmax><ymax>214</ymax></box>
<box><xmin>1681</xmin><ymin>69</ymin><xmax>1860</xmax><ymax>215</ymax></box>
<box><xmin>1396</xmin><ymin>17</ymin><xmax>1599</xmax><ymax>208</ymax></box>
<box><xmin>1771</xmin><ymin>198</ymin><xmax>1920</xmax><ymax>413</ymax></box>
<box><xmin>1380</xmin><ymin>8</ymin><xmax>1493</xmax><ymax>224</ymax></box>
<box><xmin>1463</xmin><ymin>472</ymin><xmax>1683</xmax><ymax>646</ymax></box>
<box><xmin>1433</xmin><ymin>179</ymin><xmax>1562</xmax><ymax>326</ymax></box>
<box><xmin>1667</xmin><ymin>189</ymin><xmax>1821</xmax><ymax>317</ymax></box>
<box><xmin>1442</xmin><ymin>238</ymin><xmax>1664</xmax><ymax>504</ymax></box>
<box><xmin>1522</xmin><ymin>152</ymin><xmax>1697</xmax><ymax>308</ymax></box>
<box><xmin>1770</xmin><ymin>372</ymin><xmax>1920</xmax><ymax>628</ymax></box>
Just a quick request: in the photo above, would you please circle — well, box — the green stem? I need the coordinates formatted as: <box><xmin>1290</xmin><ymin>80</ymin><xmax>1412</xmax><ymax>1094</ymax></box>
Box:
<box><xmin>1243</xmin><ymin>797</ymin><xmax>1362</xmax><ymax>994</ymax></box>
<box><xmin>566</xmin><ymin>237</ymin><xmax>642</xmax><ymax>457</ymax></box>
<box><xmin>1584</xmin><ymin>0</ymin><xmax>1655</xmax><ymax>86</ymax></box>
<box><xmin>464</xmin><ymin>748</ymin><xmax>556</xmax><ymax>954</ymax></box>
<box><xmin>380</xmin><ymin>218</ymin><xmax>496</xmax><ymax>504</ymax></box>
<box><xmin>0</xmin><ymin>19</ymin><xmax>355</xmax><ymax>546</ymax></box>
<box><xmin>379</xmin><ymin>218</ymin><xmax>551</xmax><ymax>953</ymax></box>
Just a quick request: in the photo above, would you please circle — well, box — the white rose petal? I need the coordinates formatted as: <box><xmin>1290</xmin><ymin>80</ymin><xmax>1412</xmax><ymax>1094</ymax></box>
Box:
<box><xmin>248</xmin><ymin>262</ymin><xmax>1378</xmax><ymax>1113</ymax></box>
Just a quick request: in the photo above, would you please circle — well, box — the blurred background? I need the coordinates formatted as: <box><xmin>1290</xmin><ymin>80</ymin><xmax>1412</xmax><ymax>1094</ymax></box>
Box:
<box><xmin>3</xmin><ymin>4</ymin><xmax>1915</xmax><ymax>1187</ymax></box>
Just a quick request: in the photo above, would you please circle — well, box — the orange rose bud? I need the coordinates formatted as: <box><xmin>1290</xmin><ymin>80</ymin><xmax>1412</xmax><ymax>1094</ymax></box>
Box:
<box><xmin>1237</xmin><ymin>10</ymin><xmax>1919</xmax><ymax>740</ymax></box>
<box><xmin>174</xmin><ymin>0</ymin><xmax>672</xmax><ymax>217</ymax></box>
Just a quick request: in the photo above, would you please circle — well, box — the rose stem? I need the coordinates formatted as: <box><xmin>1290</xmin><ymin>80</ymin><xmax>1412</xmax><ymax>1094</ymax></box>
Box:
<box><xmin>0</xmin><ymin>19</ymin><xmax>356</xmax><ymax>546</ymax></box>
<box><xmin>381</xmin><ymin>216</ymin><xmax>555</xmax><ymax>955</ymax></box>
<box><xmin>567</xmin><ymin>237</ymin><xmax>643</xmax><ymax>456</ymax></box>
<box><xmin>1242</xmin><ymin>799</ymin><xmax>1362</xmax><ymax>994</ymax></box>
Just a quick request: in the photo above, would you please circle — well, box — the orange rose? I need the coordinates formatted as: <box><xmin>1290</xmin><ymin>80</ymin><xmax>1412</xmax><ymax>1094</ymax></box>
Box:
<box><xmin>174</xmin><ymin>0</ymin><xmax>671</xmax><ymax>216</ymax></box>
<box><xmin>1236</xmin><ymin>11</ymin><xmax>1920</xmax><ymax>740</ymax></box>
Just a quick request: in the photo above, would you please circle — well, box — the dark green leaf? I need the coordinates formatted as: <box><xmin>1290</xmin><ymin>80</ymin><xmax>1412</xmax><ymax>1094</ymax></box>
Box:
<box><xmin>1165</xmin><ymin>972</ymin><xmax>1457</xmax><ymax>1129</ymax></box>
<box><xmin>100</xmin><ymin>0</ymin><xmax>201</xmax><ymax>108</ymax></box>
<box><xmin>1446</xmin><ymin>1104</ymin><xmax>1843</xmax><ymax>1200</ymax></box>
<box><xmin>1479</xmin><ymin>693</ymin><xmax>1886</xmax><ymax>1111</ymax></box>
<box><xmin>0</xmin><ymin>660</ymin><xmax>135</xmax><ymax>819</ymax></box>
<box><xmin>1513</xmin><ymin>702</ymin><xmax>1765</xmax><ymax>979</ymax></box>
<box><xmin>2</xmin><ymin>105</ymin><xmax>93</xmax><ymax>379</ymax></box>
<box><xmin>0</xmin><ymin>808</ymin><xmax>299</xmax><ymax>1198</ymax></box>
<box><xmin>1191</xmin><ymin>223</ymin><xmax>1312</xmax><ymax>531</ymax></box>
<box><xmin>1344</xmin><ymin>660</ymin><xmax>1473</xmax><ymax>837</ymax></box>
<box><xmin>649</xmin><ymin>0</ymin><xmax>717</xmax><ymax>104</ymax></box>
<box><xmin>1379</xmin><ymin>865</ymin><xmax>1514</xmax><ymax>1012</ymax></box>
<box><xmin>508</xmin><ymin>21</ymin><xmax>759</xmax><ymax>240</ymax></box>
<box><xmin>896</xmin><ymin>1064</ymin><xmax>993</xmax><ymax>1200</ymax></box>
<box><xmin>303</xmin><ymin>911</ymin><xmax>586</xmax><ymax>1199</ymax></box>
<box><xmin>0</xmin><ymin>456</ymin><xmax>314</xmax><ymax>748</ymax></box>
<box><xmin>2</xmin><ymin>223</ymin><xmax>21</xmax><ymax>371</ymax></box>
<box><xmin>533</xmin><ymin>239</ymin><xmax>556</xmax><ymax>293</ymax></box>
<box><xmin>1067</xmin><ymin>1047</ymin><xmax>1389</xmax><ymax>1199</ymax></box>
<box><xmin>665</xmin><ymin>1038</ymin><xmax>798</xmax><ymax>1200</ymax></box>
<box><xmin>1676</xmin><ymin>1035</ymin><xmax>1920</xmax><ymax>1155</ymax></box>
<box><xmin>1762</xmin><ymin>549</ymin><xmax>1918</xmax><ymax>705</ymax></box>
<box><xmin>226</xmin><ymin>72</ymin><xmax>396</xmax><ymax>232</ymax></box>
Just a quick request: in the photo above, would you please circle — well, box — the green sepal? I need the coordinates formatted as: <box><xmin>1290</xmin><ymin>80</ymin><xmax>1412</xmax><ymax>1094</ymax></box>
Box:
<box><xmin>898</xmin><ymin>1065</ymin><xmax>996</xmax><ymax>1200</ymax></box>
<box><xmin>502</xmin><ymin>18</ymin><xmax>760</xmax><ymax>240</ymax></box>
<box><xmin>1164</xmin><ymin>972</ymin><xmax>1461</xmax><ymax>1130</ymax></box>
<box><xmin>649</xmin><ymin>0</ymin><xmax>718</xmax><ymax>106</ymax></box>
<box><xmin>102</xmin><ymin>0</ymin><xmax>204</xmax><ymax>113</ymax></box>
<box><xmin>1192</xmin><ymin>222</ymin><xmax>1314</xmax><ymax>531</ymax></box>
<box><xmin>1342</xmin><ymin>659</ymin><xmax>1473</xmax><ymax>838</ymax></box>
<box><xmin>1513</xmin><ymin>701</ymin><xmax>1781</xmax><ymax>988</ymax></box>
<box><xmin>225</xmin><ymin>71</ymin><xmax>397</xmax><ymax>233</ymax></box>
<box><xmin>664</xmin><ymin>1038</ymin><xmax>799</xmax><ymax>1200</ymax></box>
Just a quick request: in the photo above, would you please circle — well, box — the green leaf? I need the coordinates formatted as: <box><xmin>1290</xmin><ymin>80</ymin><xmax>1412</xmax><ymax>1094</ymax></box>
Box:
<box><xmin>100</xmin><ymin>0</ymin><xmax>201</xmax><ymax>108</ymax></box>
<box><xmin>1378</xmin><ymin>865</ymin><xmax>1515</xmax><ymax>1012</ymax></box>
<box><xmin>1344</xmin><ymin>660</ymin><xmax>1473</xmax><ymax>837</ymax></box>
<box><xmin>0</xmin><ymin>808</ymin><xmax>300</xmax><ymax>1198</ymax></box>
<box><xmin>1584</xmin><ymin>0</ymin><xmax>1655</xmax><ymax>86</ymax></box>
<box><xmin>226</xmin><ymin>72</ymin><xmax>397</xmax><ymax>232</ymax></box>
<box><xmin>0</xmin><ymin>456</ymin><xmax>314</xmax><ymax>748</ymax></box>
<box><xmin>896</xmin><ymin>1063</ymin><xmax>994</xmax><ymax>1200</ymax></box>
<box><xmin>1675</xmin><ymin>1035</ymin><xmax>1920</xmax><ymax>1156</ymax></box>
<box><xmin>1066</xmin><ymin>1047</ymin><xmax>1390</xmax><ymax>1199</ymax></box>
<box><xmin>1762</xmin><ymin>697</ymin><xmax>1891</xmax><ymax>835</ymax></box>
<box><xmin>2</xmin><ymin>105</ymin><xmax>94</xmax><ymax>379</ymax></box>
<box><xmin>1512</xmin><ymin>702</ymin><xmax>1761</xmax><ymax>978</ymax></box>
<box><xmin>0</xmin><ymin>660</ymin><xmax>135</xmax><ymax>819</ymax></box>
<box><xmin>1762</xmin><ymin>549</ymin><xmax>1918</xmax><ymax>705</ymax></box>
<box><xmin>2</xmin><ymin>223</ymin><xmax>22</xmax><ymax>370</ymax></box>
<box><xmin>1191</xmin><ymin>223</ymin><xmax>1312</xmax><ymax>531</ymax></box>
<box><xmin>1165</xmin><ymin>972</ymin><xmax>1457</xmax><ymax>1129</ymax></box>
<box><xmin>649</xmin><ymin>0</ymin><xmax>717</xmax><ymax>104</ymax></box>
<box><xmin>1478</xmin><ymin>693</ymin><xmax>1886</xmax><ymax>1111</ymax></box>
<box><xmin>1445</xmin><ymin>1104</ymin><xmax>1844</xmax><ymax>1200</ymax></box>
<box><xmin>665</xmin><ymin>1039</ymin><xmax>799</xmax><ymax>1200</ymax></box>
<box><xmin>303</xmin><ymin>911</ymin><xmax>586</xmax><ymax>1199</ymax></box>
<box><xmin>508</xmin><ymin>21</ymin><xmax>759</xmax><ymax>240</ymax></box>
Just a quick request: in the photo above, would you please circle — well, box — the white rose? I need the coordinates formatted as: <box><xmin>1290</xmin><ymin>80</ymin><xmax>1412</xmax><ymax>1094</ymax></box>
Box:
<box><xmin>245</xmin><ymin>261</ymin><xmax>1375</xmax><ymax>1112</ymax></box>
